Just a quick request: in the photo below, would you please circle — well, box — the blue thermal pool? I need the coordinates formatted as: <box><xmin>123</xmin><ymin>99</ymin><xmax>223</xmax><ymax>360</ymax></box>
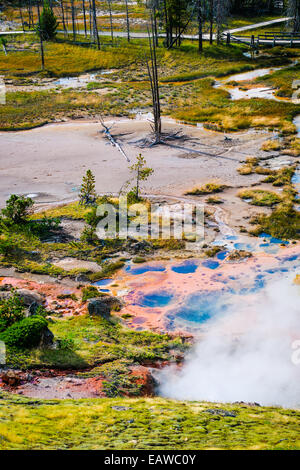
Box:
<box><xmin>167</xmin><ymin>291</ymin><xmax>230</xmax><ymax>325</ymax></box>
<box><xmin>125</xmin><ymin>264</ymin><xmax>165</xmax><ymax>275</ymax></box>
<box><xmin>137</xmin><ymin>291</ymin><xmax>174</xmax><ymax>308</ymax></box>
<box><xmin>171</xmin><ymin>260</ymin><xmax>198</xmax><ymax>274</ymax></box>
<box><xmin>93</xmin><ymin>278</ymin><xmax>113</xmax><ymax>286</ymax></box>
<box><xmin>202</xmin><ymin>260</ymin><xmax>220</xmax><ymax>270</ymax></box>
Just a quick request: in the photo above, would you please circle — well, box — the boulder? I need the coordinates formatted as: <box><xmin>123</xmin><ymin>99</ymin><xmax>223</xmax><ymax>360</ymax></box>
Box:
<box><xmin>39</xmin><ymin>327</ymin><xmax>54</xmax><ymax>348</ymax></box>
<box><xmin>0</xmin><ymin>289</ymin><xmax>44</xmax><ymax>308</ymax></box>
<box><xmin>1</xmin><ymin>370</ymin><xmax>22</xmax><ymax>387</ymax></box>
<box><xmin>125</xmin><ymin>238</ymin><xmax>152</xmax><ymax>254</ymax></box>
<box><xmin>16</xmin><ymin>289</ymin><xmax>44</xmax><ymax>307</ymax></box>
<box><xmin>87</xmin><ymin>298</ymin><xmax>111</xmax><ymax>319</ymax></box>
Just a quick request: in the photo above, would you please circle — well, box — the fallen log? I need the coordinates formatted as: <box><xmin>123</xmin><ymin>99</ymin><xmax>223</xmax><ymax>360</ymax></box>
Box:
<box><xmin>98</xmin><ymin>116</ymin><xmax>130</xmax><ymax>162</ymax></box>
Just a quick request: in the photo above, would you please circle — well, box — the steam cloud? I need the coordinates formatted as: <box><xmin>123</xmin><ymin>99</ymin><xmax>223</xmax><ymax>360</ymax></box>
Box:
<box><xmin>159</xmin><ymin>276</ymin><xmax>300</xmax><ymax>408</ymax></box>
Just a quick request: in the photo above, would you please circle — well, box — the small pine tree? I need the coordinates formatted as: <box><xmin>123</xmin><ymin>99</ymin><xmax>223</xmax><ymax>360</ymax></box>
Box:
<box><xmin>37</xmin><ymin>0</ymin><xmax>59</xmax><ymax>41</ymax></box>
<box><xmin>128</xmin><ymin>154</ymin><xmax>154</xmax><ymax>200</ymax></box>
<box><xmin>79</xmin><ymin>170</ymin><xmax>97</xmax><ymax>205</ymax></box>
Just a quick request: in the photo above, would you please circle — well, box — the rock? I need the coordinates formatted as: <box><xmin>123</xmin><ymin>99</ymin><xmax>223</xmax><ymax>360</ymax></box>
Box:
<box><xmin>125</xmin><ymin>238</ymin><xmax>152</xmax><ymax>254</ymax></box>
<box><xmin>129</xmin><ymin>365</ymin><xmax>156</xmax><ymax>397</ymax></box>
<box><xmin>87</xmin><ymin>298</ymin><xmax>111</xmax><ymax>319</ymax></box>
<box><xmin>75</xmin><ymin>274</ymin><xmax>89</xmax><ymax>283</ymax></box>
<box><xmin>98</xmin><ymin>295</ymin><xmax>123</xmax><ymax>309</ymax></box>
<box><xmin>16</xmin><ymin>289</ymin><xmax>44</xmax><ymax>307</ymax></box>
<box><xmin>227</xmin><ymin>250</ymin><xmax>252</xmax><ymax>261</ymax></box>
<box><xmin>28</xmin><ymin>301</ymin><xmax>40</xmax><ymax>316</ymax></box>
<box><xmin>1</xmin><ymin>370</ymin><xmax>22</xmax><ymax>387</ymax></box>
<box><xmin>0</xmin><ymin>288</ymin><xmax>44</xmax><ymax>308</ymax></box>
<box><xmin>39</xmin><ymin>327</ymin><xmax>54</xmax><ymax>348</ymax></box>
<box><xmin>111</xmin><ymin>406</ymin><xmax>132</xmax><ymax>411</ymax></box>
<box><xmin>206</xmin><ymin>408</ymin><xmax>237</xmax><ymax>418</ymax></box>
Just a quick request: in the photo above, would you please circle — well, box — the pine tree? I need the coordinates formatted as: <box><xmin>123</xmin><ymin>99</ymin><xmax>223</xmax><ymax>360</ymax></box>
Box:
<box><xmin>37</xmin><ymin>0</ymin><xmax>59</xmax><ymax>41</ymax></box>
<box><xmin>128</xmin><ymin>154</ymin><xmax>154</xmax><ymax>200</ymax></box>
<box><xmin>79</xmin><ymin>170</ymin><xmax>97</xmax><ymax>205</ymax></box>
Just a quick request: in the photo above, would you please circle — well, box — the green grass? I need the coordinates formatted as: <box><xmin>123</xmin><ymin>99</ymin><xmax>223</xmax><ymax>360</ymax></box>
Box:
<box><xmin>238</xmin><ymin>189</ymin><xmax>282</xmax><ymax>206</ymax></box>
<box><xmin>250</xmin><ymin>203</ymin><xmax>300</xmax><ymax>240</ymax></box>
<box><xmin>0</xmin><ymin>391</ymin><xmax>299</xmax><ymax>450</ymax></box>
<box><xmin>5</xmin><ymin>314</ymin><xmax>184</xmax><ymax>370</ymax></box>
<box><xmin>1</xmin><ymin>38</ymin><xmax>299</xmax><ymax>133</ymax></box>
<box><xmin>186</xmin><ymin>182</ymin><xmax>228</xmax><ymax>196</ymax></box>
<box><xmin>255</xmin><ymin>62</ymin><xmax>300</xmax><ymax>98</ymax></box>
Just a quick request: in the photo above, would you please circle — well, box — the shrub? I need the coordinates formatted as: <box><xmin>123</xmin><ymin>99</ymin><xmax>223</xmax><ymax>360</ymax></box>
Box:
<box><xmin>82</xmin><ymin>286</ymin><xmax>106</xmax><ymax>302</ymax></box>
<box><xmin>1</xmin><ymin>195</ymin><xmax>33</xmax><ymax>225</ymax></box>
<box><xmin>0</xmin><ymin>316</ymin><xmax>48</xmax><ymax>348</ymax></box>
<box><xmin>0</xmin><ymin>290</ymin><xmax>26</xmax><ymax>329</ymax></box>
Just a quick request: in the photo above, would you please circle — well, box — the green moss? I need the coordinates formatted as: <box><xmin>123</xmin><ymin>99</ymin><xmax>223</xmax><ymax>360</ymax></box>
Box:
<box><xmin>0</xmin><ymin>391</ymin><xmax>299</xmax><ymax>450</ymax></box>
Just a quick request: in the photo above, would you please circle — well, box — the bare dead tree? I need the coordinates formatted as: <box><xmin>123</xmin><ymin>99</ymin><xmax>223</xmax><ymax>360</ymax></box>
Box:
<box><xmin>60</xmin><ymin>0</ymin><xmax>68</xmax><ymax>37</ymax></box>
<box><xmin>125</xmin><ymin>0</ymin><xmax>130</xmax><ymax>42</ymax></box>
<box><xmin>198</xmin><ymin>0</ymin><xmax>203</xmax><ymax>52</ymax></box>
<box><xmin>71</xmin><ymin>0</ymin><xmax>76</xmax><ymax>41</ymax></box>
<box><xmin>163</xmin><ymin>0</ymin><xmax>170</xmax><ymax>47</ymax></box>
<box><xmin>82</xmin><ymin>0</ymin><xmax>87</xmax><ymax>37</ymax></box>
<box><xmin>108</xmin><ymin>0</ymin><xmax>114</xmax><ymax>43</ymax></box>
<box><xmin>19</xmin><ymin>1</ymin><xmax>25</xmax><ymax>32</ymax></box>
<box><xmin>145</xmin><ymin>16</ymin><xmax>162</xmax><ymax>144</ymax></box>
<box><xmin>92</xmin><ymin>0</ymin><xmax>101</xmax><ymax>49</ymax></box>
<box><xmin>89</xmin><ymin>0</ymin><xmax>93</xmax><ymax>43</ymax></box>
<box><xmin>209</xmin><ymin>0</ymin><xmax>214</xmax><ymax>44</ymax></box>
<box><xmin>36</xmin><ymin>0</ymin><xmax>45</xmax><ymax>70</ymax></box>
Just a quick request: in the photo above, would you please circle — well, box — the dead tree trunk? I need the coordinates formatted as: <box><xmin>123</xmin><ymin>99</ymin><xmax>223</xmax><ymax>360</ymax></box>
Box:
<box><xmin>125</xmin><ymin>0</ymin><xmax>130</xmax><ymax>42</ymax></box>
<box><xmin>99</xmin><ymin>116</ymin><xmax>130</xmax><ymax>162</ymax></box>
<box><xmin>146</xmin><ymin>17</ymin><xmax>161</xmax><ymax>143</ymax></box>
<box><xmin>82</xmin><ymin>0</ymin><xmax>87</xmax><ymax>37</ymax></box>
<box><xmin>37</xmin><ymin>1</ymin><xmax>45</xmax><ymax>70</ymax></box>
<box><xmin>19</xmin><ymin>2</ymin><xmax>25</xmax><ymax>32</ymax></box>
<box><xmin>108</xmin><ymin>0</ymin><xmax>114</xmax><ymax>43</ymax></box>
<box><xmin>92</xmin><ymin>0</ymin><xmax>101</xmax><ymax>49</ymax></box>
<box><xmin>209</xmin><ymin>0</ymin><xmax>214</xmax><ymax>44</ymax></box>
<box><xmin>198</xmin><ymin>0</ymin><xmax>203</xmax><ymax>53</ymax></box>
<box><xmin>71</xmin><ymin>0</ymin><xmax>76</xmax><ymax>41</ymax></box>
<box><xmin>163</xmin><ymin>0</ymin><xmax>169</xmax><ymax>47</ymax></box>
<box><xmin>60</xmin><ymin>0</ymin><xmax>68</xmax><ymax>37</ymax></box>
